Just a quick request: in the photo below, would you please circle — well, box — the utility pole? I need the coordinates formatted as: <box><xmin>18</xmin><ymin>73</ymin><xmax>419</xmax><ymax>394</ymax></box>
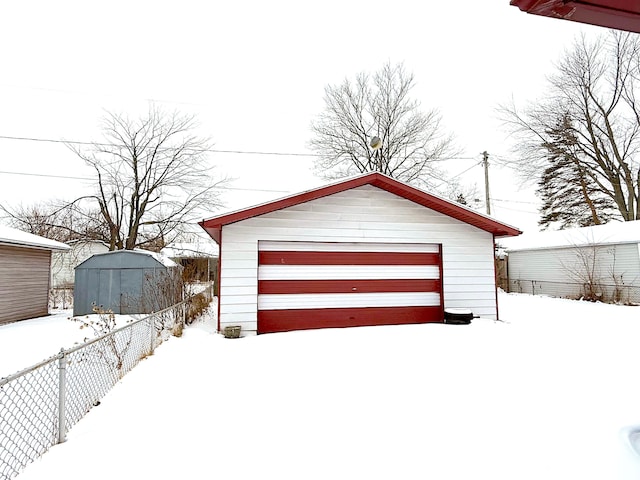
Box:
<box><xmin>482</xmin><ymin>151</ymin><xmax>491</xmax><ymax>215</ymax></box>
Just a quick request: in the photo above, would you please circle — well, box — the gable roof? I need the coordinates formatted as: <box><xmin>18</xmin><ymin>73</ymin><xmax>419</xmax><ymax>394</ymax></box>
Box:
<box><xmin>199</xmin><ymin>173</ymin><xmax>522</xmax><ymax>244</ymax></box>
<box><xmin>0</xmin><ymin>225</ymin><xmax>70</xmax><ymax>251</ymax></box>
<box><xmin>502</xmin><ymin>220</ymin><xmax>640</xmax><ymax>252</ymax></box>
<box><xmin>75</xmin><ymin>249</ymin><xmax>179</xmax><ymax>269</ymax></box>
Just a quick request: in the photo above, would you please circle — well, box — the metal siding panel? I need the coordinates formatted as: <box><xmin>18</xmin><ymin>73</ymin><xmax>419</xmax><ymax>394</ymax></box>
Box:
<box><xmin>98</xmin><ymin>269</ymin><xmax>121</xmax><ymax>314</ymax></box>
<box><xmin>0</xmin><ymin>245</ymin><xmax>50</xmax><ymax>324</ymax></box>
<box><xmin>120</xmin><ymin>268</ymin><xmax>143</xmax><ymax>314</ymax></box>
<box><xmin>508</xmin><ymin>243</ymin><xmax>640</xmax><ymax>300</ymax></box>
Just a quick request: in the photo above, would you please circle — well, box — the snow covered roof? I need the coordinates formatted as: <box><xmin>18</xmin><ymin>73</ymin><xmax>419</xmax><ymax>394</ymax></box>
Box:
<box><xmin>66</xmin><ymin>239</ymin><xmax>110</xmax><ymax>248</ymax></box>
<box><xmin>0</xmin><ymin>225</ymin><xmax>70</xmax><ymax>251</ymax></box>
<box><xmin>159</xmin><ymin>242</ymin><xmax>219</xmax><ymax>259</ymax></box>
<box><xmin>501</xmin><ymin>220</ymin><xmax>640</xmax><ymax>252</ymax></box>
<box><xmin>76</xmin><ymin>249</ymin><xmax>180</xmax><ymax>269</ymax></box>
<box><xmin>133</xmin><ymin>249</ymin><xmax>180</xmax><ymax>268</ymax></box>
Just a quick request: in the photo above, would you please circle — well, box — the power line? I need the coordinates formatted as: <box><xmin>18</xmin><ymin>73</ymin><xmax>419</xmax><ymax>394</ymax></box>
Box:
<box><xmin>0</xmin><ymin>170</ymin><xmax>290</xmax><ymax>193</ymax></box>
<box><xmin>0</xmin><ymin>134</ymin><xmax>481</xmax><ymax>160</ymax></box>
<box><xmin>450</xmin><ymin>160</ymin><xmax>483</xmax><ymax>180</ymax></box>
<box><xmin>432</xmin><ymin>158</ymin><xmax>484</xmax><ymax>190</ymax></box>
<box><xmin>493</xmin><ymin>204</ymin><xmax>539</xmax><ymax>214</ymax></box>
<box><xmin>493</xmin><ymin>198</ymin><xmax>539</xmax><ymax>205</ymax></box>
<box><xmin>0</xmin><ymin>170</ymin><xmax>91</xmax><ymax>181</ymax></box>
<box><xmin>0</xmin><ymin>135</ymin><xmax>317</xmax><ymax>157</ymax></box>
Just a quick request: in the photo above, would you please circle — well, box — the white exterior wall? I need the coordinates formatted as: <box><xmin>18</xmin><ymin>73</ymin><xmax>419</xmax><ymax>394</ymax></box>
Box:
<box><xmin>508</xmin><ymin>243</ymin><xmax>640</xmax><ymax>301</ymax></box>
<box><xmin>219</xmin><ymin>185</ymin><xmax>498</xmax><ymax>335</ymax></box>
<box><xmin>51</xmin><ymin>241</ymin><xmax>110</xmax><ymax>288</ymax></box>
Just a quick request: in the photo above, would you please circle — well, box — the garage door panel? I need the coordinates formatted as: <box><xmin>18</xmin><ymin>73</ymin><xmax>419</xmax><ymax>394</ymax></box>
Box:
<box><xmin>258</xmin><ymin>292</ymin><xmax>441</xmax><ymax>310</ymax></box>
<box><xmin>257</xmin><ymin>241</ymin><xmax>443</xmax><ymax>334</ymax></box>
<box><xmin>258</xmin><ymin>278</ymin><xmax>441</xmax><ymax>294</ymax></box>
<box><xmin>259</xmin><ymin>251</ymin><xmax>440</xmax><ymax>266</ymax></box>
<box><xmin>259</xmin><ymin>265</ymin><xmax>440</xmax><ymax>280</ymax></box>
<box><xmin>258</xmin><ymin>241</ymin><xmax>440</xmax><ymax>253</ymax></box>
<box><xmin>258</xmin><ymin>306</ymin><xmax>443</xmax><ymax>333</ymax></box>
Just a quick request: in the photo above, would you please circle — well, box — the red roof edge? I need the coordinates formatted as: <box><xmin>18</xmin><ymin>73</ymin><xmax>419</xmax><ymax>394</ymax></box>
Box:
<box><xmin>510</xmin><ymin>0</ymin><xmax>640</xmax><ymax>34</ymax></box>
<box><xmin>199</xmin><ymin>173</ymin><xmax>522</xmax><ymax>244</ymax></box>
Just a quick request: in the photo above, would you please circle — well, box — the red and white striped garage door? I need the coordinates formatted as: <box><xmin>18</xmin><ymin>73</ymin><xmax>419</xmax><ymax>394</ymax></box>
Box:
<box><xmin>257</xmin><ymin>241</ymin><xmax>443</xmax><ymax>334</ymax></box>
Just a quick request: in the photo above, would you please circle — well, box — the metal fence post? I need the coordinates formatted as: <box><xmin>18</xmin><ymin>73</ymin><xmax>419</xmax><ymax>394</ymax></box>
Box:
<box><xmin>149</xmin><ymin>316</ymin><xmax>155</xmax><ymax>355</ymax></box>
<box><xmin>57</xmin><ymin>348</ymin><xmax>67</xmax><ymax>444</ymax></box>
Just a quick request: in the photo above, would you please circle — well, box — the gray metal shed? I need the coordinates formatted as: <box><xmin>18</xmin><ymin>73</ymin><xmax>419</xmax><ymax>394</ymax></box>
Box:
<box><xmin>73</xmin><ymin>250</ymin><xmax>182</xmax><ymax>316</ymax></box>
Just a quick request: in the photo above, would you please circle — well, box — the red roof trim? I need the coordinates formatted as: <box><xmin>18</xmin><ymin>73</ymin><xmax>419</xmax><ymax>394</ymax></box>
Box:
<box><xmin>511</xmin><ymin>0</ymin><xmax>640</xmax><ymax>34</ymax></box>
<box><xmin>199</xmin><ymin>173</ymin><xmax>522</xmax><ymax>243</ymax></box>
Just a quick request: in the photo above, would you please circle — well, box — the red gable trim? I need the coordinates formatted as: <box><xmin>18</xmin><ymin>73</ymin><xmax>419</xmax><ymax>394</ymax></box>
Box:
<box><xmin>511</xmin><ymin>0</ymin><xmax>640</xmax><ymax>34</ymax></box>
<box><xmin>199</xmin><ymin>173</ymin><xmax>522</xmax><ymax>244</ymax></box>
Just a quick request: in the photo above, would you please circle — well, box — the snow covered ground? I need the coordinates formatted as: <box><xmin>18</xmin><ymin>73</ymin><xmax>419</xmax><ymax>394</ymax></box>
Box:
<box><xmin>6</xmin><ymin>292</ymin><xmax>640</xmax><ymax>479</ymax></box>
<box><xmin>0</xmin><ymin>310</ymin><xmax>136</xmax><ymax>378</ymax></box>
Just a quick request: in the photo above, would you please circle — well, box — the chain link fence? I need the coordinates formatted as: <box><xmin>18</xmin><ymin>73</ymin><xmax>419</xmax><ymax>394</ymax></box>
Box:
<box><xmin>508</xmin><ymin>278</ymin><xmax>640</xmax><ymax>305</ymax></box>
<box><xmin>0</xmin><ymin>285</ymin><xmax>214</xmax><ymax>480</ymax></box>
<box><xmin>48</xmin><ymin>287</ymin><xmax>74</xmax><ymax>310</ymax></box>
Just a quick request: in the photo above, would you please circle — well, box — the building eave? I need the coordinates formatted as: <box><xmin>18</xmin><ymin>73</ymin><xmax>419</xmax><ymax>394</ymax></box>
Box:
<box><xmin>199</xmin><ymin>173</ymin><xmax>522</xmax><ymax>243</ymax></box>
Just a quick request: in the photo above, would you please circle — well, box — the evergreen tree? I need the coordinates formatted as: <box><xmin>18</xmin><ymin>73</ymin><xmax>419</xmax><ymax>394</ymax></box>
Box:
<box><xmin>537</xmin><ymin>114</ymin><xmax>617</xmax><ymax>230</ymax></box>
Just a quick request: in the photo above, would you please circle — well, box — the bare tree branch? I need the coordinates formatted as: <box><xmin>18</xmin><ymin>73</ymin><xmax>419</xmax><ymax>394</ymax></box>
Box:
<box><xmin>309</xmin><ymin>62</ymin><xmax>458</xmax><ymax>189</ymax></box>
<box><xmin>498</xmin><ymin>30</ymin><xmax>640</xmax><ymax>223</ymax></box>
<box><xmin>65</xmin><ymin>105</ymin><xmax>228</xmax><ymax>250</ymax></box>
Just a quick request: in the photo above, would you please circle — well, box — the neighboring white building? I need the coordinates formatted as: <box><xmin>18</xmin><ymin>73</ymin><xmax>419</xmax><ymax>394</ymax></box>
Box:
<box><xmin>502</xmin><ymin>221</ymin><xmax>640</xmax><ymax>303</ymax></box>
<box><xmin>0</xmin><ymin>225</ymin><xmax>69</xmax><ymax>324</ymax></box>
<box><xmin>200</xmin><ymin>173</ymin><xmax>521</xmax><ymax>336</ymax></box>
<box><xmin>51</xmin><ymin>240</ymin><xmax>110</xmax><ymax>288</ymax></box>
<box><xmin>159</xmin><ymin>241</ymin><xmax>219</xmax><ymax>282</ymax></box>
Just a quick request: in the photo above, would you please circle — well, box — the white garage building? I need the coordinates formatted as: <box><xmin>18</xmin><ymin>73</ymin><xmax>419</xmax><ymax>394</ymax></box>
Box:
<box><xmin>200</xmin><ymin>173</ymin><xmax>521</xmax><ymax>335</ymax></box>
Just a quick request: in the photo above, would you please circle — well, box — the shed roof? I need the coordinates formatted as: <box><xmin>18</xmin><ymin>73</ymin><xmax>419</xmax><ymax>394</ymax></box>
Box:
<box><xmin>0</xmin><ymin>225</ymin><xmax>70</xmax><ymax>251</ymax></box>
<box><xmin>511</xmin><ymin>0</ymin><xmax>640</xmax><ymax>33</ymax></box>
<box><xmin>75</xmin><ymin>249</ymin><xmax>179</xmax><ymax>269</ymax></box>
<box><xmin>502</xmin><ymin>220</ymin><xmax>640</xmax><ymax>252</ymax></box>
<box><xmin>199</xmin><ymin>172</ymin><xmax>522</xmax><ymax>243</ymax></box>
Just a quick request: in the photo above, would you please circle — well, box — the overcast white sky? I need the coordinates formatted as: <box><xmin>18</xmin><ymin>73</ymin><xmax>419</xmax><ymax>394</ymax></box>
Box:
<box><xmin>0</xmin><ymin>1</ymin><xmax>605</xmax><ymax>234</ymax></box>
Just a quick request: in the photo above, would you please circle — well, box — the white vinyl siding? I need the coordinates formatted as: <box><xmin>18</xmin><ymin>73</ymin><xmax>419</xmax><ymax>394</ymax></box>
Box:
<box><xmin>51</xmin><ymin>241</ymin><xmax>109</xmax><ymax>287</ymax></box>
<box><xmin>219</xmin><ymin>185</ymin><xmax>498</xmax><ymax>334</ymax></box>
<box><xmin>0</xmin><ymin>245</ymin><xmax>51</xmax><ymax>325</ymax></box>
<box><xmin>508</xmin><ymin>243</ymin><xmax>640</xmax><ymax>301</ymax></box>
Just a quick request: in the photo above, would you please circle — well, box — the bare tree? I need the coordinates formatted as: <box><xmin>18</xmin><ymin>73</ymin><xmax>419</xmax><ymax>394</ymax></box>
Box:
<box><xmin>499</xmin><ymin>31</ymin><xmax>640</xmax><ymax>222</ymax></box>
<box><xmin>69</xmin><ymin>106</ymin><xmax>227</xmax><ymax>250</ymax></box>
<box><xmin>0</xmin><ymin>200</ymin><xmax>107</xmax><ymax>243</ymax></box>
<box><xmin>309</xmin><ymin>62</ymin><xmax>458</xmax><ymax>188</ymax></box>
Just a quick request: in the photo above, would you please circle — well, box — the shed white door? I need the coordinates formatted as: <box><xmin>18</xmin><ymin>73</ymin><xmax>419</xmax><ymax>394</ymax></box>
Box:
<box><xmin>257</xmin><ymin>241</ymin><xmax>443</xmax><ymax>334</ymax></box>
